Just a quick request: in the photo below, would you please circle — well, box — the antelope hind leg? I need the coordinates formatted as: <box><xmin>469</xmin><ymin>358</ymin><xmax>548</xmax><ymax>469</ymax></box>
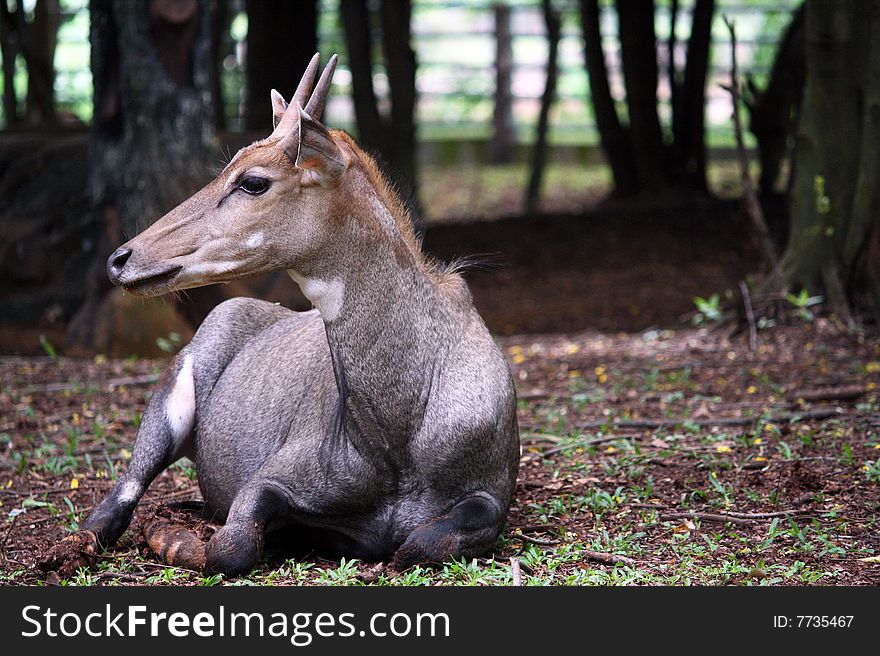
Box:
<box><xmin>392</xmin><ymin>492</ymin><xmax>505</xmax><ymax>571</ymax></box>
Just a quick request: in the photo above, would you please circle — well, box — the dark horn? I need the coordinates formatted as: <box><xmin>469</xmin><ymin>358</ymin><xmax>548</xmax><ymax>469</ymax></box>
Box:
<box><xmin>304</xmin><ymin>54</ymin><xmax>338</xmax><ymax>120</ymax></box>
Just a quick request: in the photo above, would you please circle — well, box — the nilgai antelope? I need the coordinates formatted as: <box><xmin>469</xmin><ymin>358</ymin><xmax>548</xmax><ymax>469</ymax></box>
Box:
<box><xmin>42</xmin><ymin>54</ymin><xmax>519</xmax><ymax>576</ymax></box>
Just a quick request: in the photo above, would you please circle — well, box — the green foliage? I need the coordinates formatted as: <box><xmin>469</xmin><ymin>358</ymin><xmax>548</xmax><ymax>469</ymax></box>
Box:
<box><xmin>692</xmin><ymin>294</ymin><xmax>722</xmax><ymax>325</ymax></box>
<box><xmin>785</xmin><ymin>289</ymin><xmax>823</xmax><ymax>321</ymax></box>
<box><xmin>39</xmin><ymin>335</ymin><xmax>58</xmax><ymax>361</ymax></box>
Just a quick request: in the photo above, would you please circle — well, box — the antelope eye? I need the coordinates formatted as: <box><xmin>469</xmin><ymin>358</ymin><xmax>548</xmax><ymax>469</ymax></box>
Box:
<box><xmin>238</xmin><ymin>176</ymin><xmax>271</xmax><ymax>195</ymax></box>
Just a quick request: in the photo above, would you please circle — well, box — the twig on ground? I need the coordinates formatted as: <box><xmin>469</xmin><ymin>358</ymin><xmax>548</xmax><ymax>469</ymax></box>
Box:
<box><xmin>520</xmin><ymin>432</ymin><xmax>564</xmax><ymax>443</ymax></box>
<box><xmin>0</xmin><ymin>512</ymin><xmax>20</xmax><ymax>562</ymax></box>
<box><xmin>509</xmin><ymin>533</ymin><xmax>561</xmax><ymax>546</ymax></box>
<box><xmin>720</xmin><ymin>15</ymin><xmax>781</xmax><ymax>282</ymax></box>
<box><xmin>510</xmin><ymin>556</ymin><xmax>523</xmax><ymax>586</ymax></box>
<box><xmin>792</xmin><ymin>386</ymin><xmax>867</xmax><ymax>402</ymax></box>
<box><xmin>583</xmin><ymin>551</ymin><xmax>636</xmax><ymax>567</ymax></box>
<box><xmin>21</xmin><ymin>374</ymin><xmax>160</xmax><ymax>394</ymax></box>
<box><xmin>661</xmin><ymin>512</ymin><xmax>751</xmax><ymax>525</ymax></box>
<box><xmin>661</xmin><ymin>509</ymin><xmax>811</xmax><ymax>525</ymax></box>
<box><xmin>526</xmin><ymin>432</ymin><xmax>648</xmax><ymax>459</ymax></box>
<box><xmin>518</xmin><ymin>390</ymin><xmax>553</xmax><ymax>400</ymax></box>
<box><xmin>719</xmin><ymin>509</ymin><xmax>810</xmax><ymax>519</ymax></box>
<box><xmin>518</xmin><ymin>523</ymin><xmax>558</xmax><ymax>534</ymax></box>
<box><xmin>574</xmin><ymin>407</ymin><xmax>843</xmax><ymax>431</ymax></box>
<box><xmin>739</xmin><ymin>280</ymin><xmax>758</xmax><ymax>351</ymax></box>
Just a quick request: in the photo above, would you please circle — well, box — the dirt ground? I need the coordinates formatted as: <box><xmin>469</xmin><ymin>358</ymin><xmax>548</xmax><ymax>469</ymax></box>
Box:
<box><xmin>1</xmin><ymin>314</ymin><xmax>878</xmax><ymax>586</ymax></box>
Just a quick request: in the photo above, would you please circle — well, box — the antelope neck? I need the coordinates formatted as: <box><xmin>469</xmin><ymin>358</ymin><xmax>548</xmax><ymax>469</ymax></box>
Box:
<box><xmin>290</xmin><ymin>194</ymin><xmax>450</xmax><ymax>446</ymax></box>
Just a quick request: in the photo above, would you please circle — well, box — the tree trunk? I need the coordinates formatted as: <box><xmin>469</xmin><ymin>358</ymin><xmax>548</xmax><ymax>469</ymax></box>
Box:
<box><xmin>69</xmin><ymin>0</ymin><xmax>219</xmax><ymax>349</ymax></box>
<box><xmin>489</xmin><ymin>4</ymin><xmax>515</xmax><ymax>164</ymax></box>
<box><xmin>0</xmin><ymin>1</ymin><xmax>19</xmax><ymax>126</ymax></box>
<box><xmin>746</xmin><ymin>4</ymin><xmax>805</xmax><ymax>196</ymax></box>
<box><xmin>211</xmin><ymin>0</ymin><xmax>231</xmax><ymax>131</ymax></box>
<box><xmin>244</xmin><ymin>0</ymin><xmax>318</xmax><ymax>131</ymax></box>
<box><xmin>676</xmin><ymin>0</ymin><xmax>713</xmax><ymax>189</ymax></box>
<box><xmin>578</xmin><ymin>0</ymin><xmax>638</xmax><ymax>195</ymax></box>
<box><xmin>379</xmin><ymin>0</ymin><xmax>419</xmax><ymax>219</ymax></box>
<box><xmin>667</xmin><ymin>0</ymin><xmax>679</xmax><ymax>136</ymax></box>
<box><xmin>525</xmin><ymin>0</ymin><xmax>561</xmax><ymax>214</ymax></box>
<box><xmin>340</xmin><ymin>0</ymin><xmax>384</xmax><ymax>154</ymax></box>
<box><xmin>340</xmin><ymin>0</ymin><xmax>419</xmax><ymax>224</ymax></box>
<box><xmin>617</xmin><ymin>0</ymin><xmax>667</xmax><ymax>190</ymax></box>
<box><xmin>781</xmin><ymin>0</ymin><xmax>880</xmax><ymax>315</ymax></box>
<box><xmin>0</xmin><ymin>0</ymin><xmax>58</xmax><ymax>125</ymax></box>
<box><xmin>24</xmin><ymin>0</ymin><xmax>59</xmax><ymax>123</ymax></box>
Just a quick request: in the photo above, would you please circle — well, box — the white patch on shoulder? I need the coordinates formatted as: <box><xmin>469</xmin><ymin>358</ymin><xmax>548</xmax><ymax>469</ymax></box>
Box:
<box><xmin>244</xmin><ymin>231</ymin><xmax>264</xmax><ymax>249</ymax></box>
<box><xmin>165</xmin><ymin>354</ymin><xmax>196</xmax><ymax>445</ymax></box>
<box><xmin>287</xmin><ymin>270</ymin><xmax>345</xmax><ymax>322</ymax></box>
<box><xmin>117</xmin><ymin>480</ymin><xmax>144</xmax><ymax>504</ymax></box>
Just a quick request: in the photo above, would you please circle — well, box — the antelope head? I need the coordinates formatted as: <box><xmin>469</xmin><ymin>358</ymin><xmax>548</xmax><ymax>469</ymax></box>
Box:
<box><xmin>106</xmin><ymin>53</ymin><xmax>352</xmax><ymax>296</ymax></box>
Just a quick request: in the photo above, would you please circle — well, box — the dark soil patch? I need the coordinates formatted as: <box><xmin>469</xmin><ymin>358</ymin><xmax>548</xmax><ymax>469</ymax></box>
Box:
<box><xmin>424</xmin><ymin>199</ymin><xmax>759</xmax><ymax>334</ymax></box>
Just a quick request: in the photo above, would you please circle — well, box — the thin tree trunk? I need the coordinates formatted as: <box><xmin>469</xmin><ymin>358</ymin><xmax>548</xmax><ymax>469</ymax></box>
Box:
<box><xmin>2</xmin><ymin>0</ymin><xmax>57</xmax><ymax>124</ymax></box>
<box><xmin>617</xmin><ymin>0</ymin><xmax>667</xmax><ymax>190</ymax></box>
<box><xmin>0</xmin><ymin>1</ymin><xmax>19</xmax><ymax>126</ymax></box>
<box><xmin>340</xmin><ymin>0</ymin><xmax>385</xmax><ymax>153</ymax></box>
<box><xmin>746</xmin><ymin>4</ymin><xmax>805</xmax><ymax>196</ymax></box>
<box><xmin>379</xmin><ymin>0</ymin><xmax>419</xmax><ymax>218</ymax></box>
<box><xmin>211</xmin><ymin>0</ymin><xmax>230</xmax><ymax>131</ymax></box>
<box><xmin>578</xmin><ymin>0</ymin><xmax>638</xmax><ymax>195</ymax></box>
<box><xmin>841</xmin><ymin>3</ymin><xmax>880</xmax><ymax>276</ymax></box>
<box><xmin>244</xmin><ymin>0</ymin><xmax>318</xmax><ymax>131</ymax></box>
<box><xmin>677</xmin><ymin>0</ymin><xmax>714</xmax><ymax>189</ymax></box>
<box><xmin>489</xmin><ymin>4</ymin><xmax>516</xmax><ymax>164</ymax></box>
<box><xmin>525</xmin><ymin>0</ymin><xmax>561</xmax><ymax>214</ymax></box>
<box><xmin>25</xmin><ymin>0</ymin><xmax>58</xmax><ymax>123</ymax></box>
<box><xmin>667</xmin><ymin>0</ymin><xmax>679</xmax><ymax>143</ymax></box>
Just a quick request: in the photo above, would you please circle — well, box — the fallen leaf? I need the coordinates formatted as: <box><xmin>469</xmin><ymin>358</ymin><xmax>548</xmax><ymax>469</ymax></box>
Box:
<box><xmin>673</xmin><ymin>519</ymin><xmax>697</xmax><ymax>534</ymax></box>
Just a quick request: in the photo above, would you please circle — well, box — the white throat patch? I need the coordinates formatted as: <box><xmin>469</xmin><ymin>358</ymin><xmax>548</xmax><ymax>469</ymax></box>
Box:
<box><xmin>288</xmin><ymin>271</ymin><xmax>345</xmax><ymax>322</ymax></box>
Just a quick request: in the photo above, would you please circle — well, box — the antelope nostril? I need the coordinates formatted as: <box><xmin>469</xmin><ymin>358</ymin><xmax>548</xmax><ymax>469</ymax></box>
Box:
<box><xmin>107</xmin><ymin>247</ymin><xmax>133</xmax><ymax>281</ymax></box>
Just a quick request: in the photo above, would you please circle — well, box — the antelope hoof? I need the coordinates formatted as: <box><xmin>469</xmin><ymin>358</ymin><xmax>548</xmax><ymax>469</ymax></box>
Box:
<box><xmin>204</xmin><ymin>522</ymin><xmax>264</xmax><ymax>576</ymax></box>
<box><xmin>38</xmin><ymin>530</ymin><xmax>99</xmax><ymax>577</ymax></box>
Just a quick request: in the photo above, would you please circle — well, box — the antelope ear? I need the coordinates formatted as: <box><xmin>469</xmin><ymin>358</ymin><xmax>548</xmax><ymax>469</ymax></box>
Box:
<box><xmin>295</xmin><ymin>107</ymin><xmax>349</xmax><ymax>186</ymax></box>
<box><xmin>270</xmin><ymin>89</ymin><xmax>288</xmax><ymax>129</ymax></box>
